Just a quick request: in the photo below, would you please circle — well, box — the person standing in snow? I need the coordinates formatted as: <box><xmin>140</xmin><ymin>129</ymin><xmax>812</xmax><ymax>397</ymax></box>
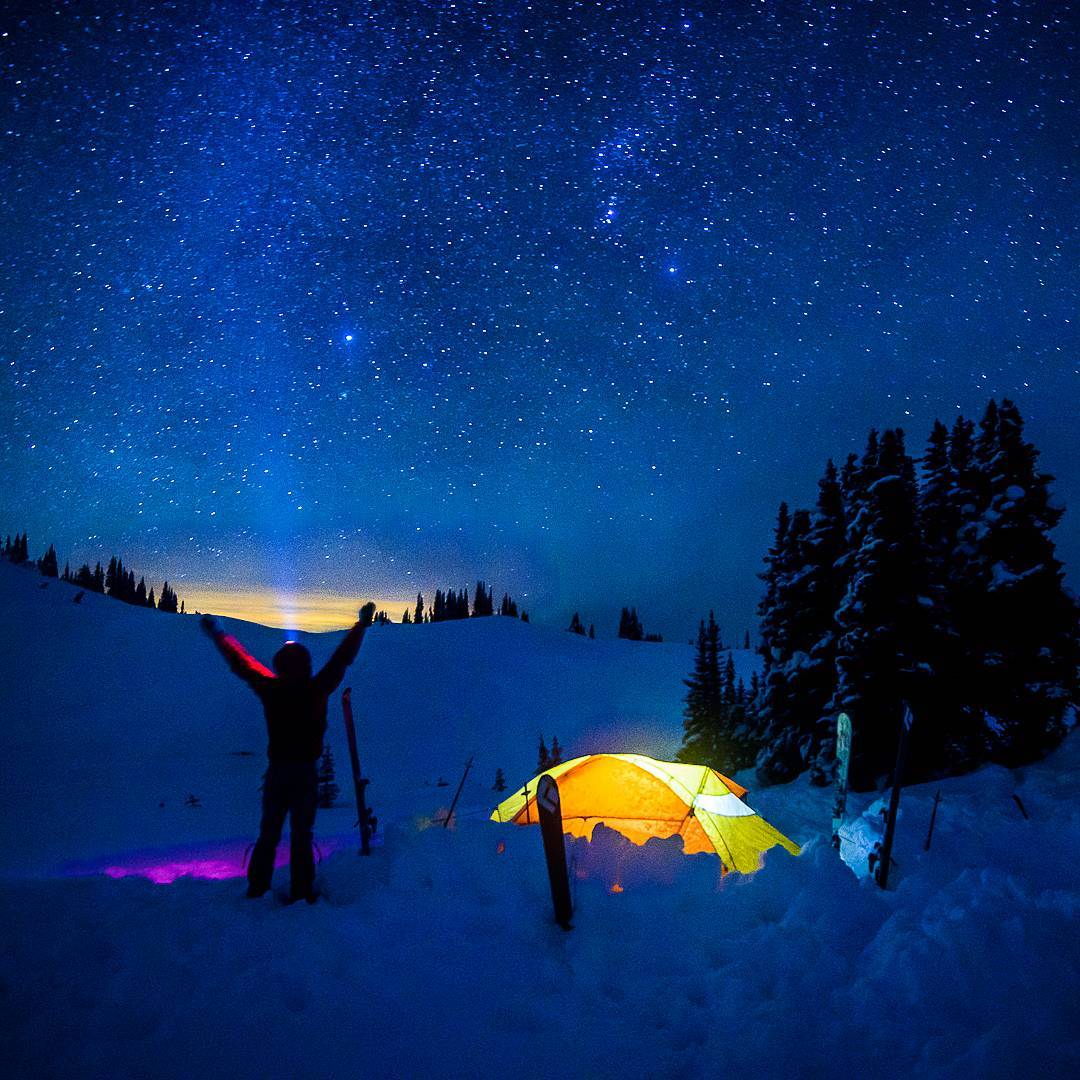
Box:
<box><xmin>201</xmin><ymin>602</ymin><xmax>377</xmax><ymax>902</ymax></box>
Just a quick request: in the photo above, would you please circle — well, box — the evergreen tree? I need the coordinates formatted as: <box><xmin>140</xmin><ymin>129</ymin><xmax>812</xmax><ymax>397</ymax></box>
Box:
<box><xmin>679</xmin><ymin>619</ymin><xmax>713</xmax><ymax>763</ymax></box>
<box><xmin>135</xmin><ymin>576</ymin><xmax>148</xmax><ymax>605</ymax></box>
<box><xmin>472</xmin><ymin>581</ymin><xmax>494</xmax><ymax>616</ymax></box>
<box><xmin>537</xmin><ymin>735</ymin><xmax>550</xmax><ymax>772</ymax></box>
<box><xmin>618</xmin><ymin>607</ymin><xmax>644</xmax><ymax>641</ymax></box>
<box><xmin>402</xmin><ymin>607</ymin><xmax>412</xmax><ymax>624</ymax></box>
<box><xmin>414</xmin><ymin>592</ymin><xmax>425</xmax><ymax>625</ymax></box>
<box><xmin>493</xmin><ymin>768</ymin><xmax>507</xmax><ymax>793</ymax></box>
<box><xmin>832</xmin><ymin>429</ymin><xmax>931</xmax><ymax>788</ymax></box>
<box><xmin>967</xmin><ymin>399</ymin><xmax>1079</xmax><ymax>765</ymax></box>
<box><xmin>568</xmin><ymin>612</ymin><xmax>586</xmax><ymax>635</ymax></box>
<box><xmin>678</xmin><ymin>613</ymin><xmax>722</xmax><ymax>764</ymax></box>
<box><xmin>158</xmin><ymin>582</ymin><xmax>179</xmax><ymax>612</ymax></box>
<box><xmin>757</xmin><ymin>502</ymin><xmax>791</xmax><ymax>676</ymax></box>
<box><xmin>92</xmin><ymin>563</ymin><xmax>105</xmax><ymax>593</ymax></box>
<box><xmin>106</xmin><ymin>556</ymin><xmax>119</xmax><ymax>596</ymax></box>
<box><xmin>317</xmin><ymin>744</ymin><xmax>340</xmax><ymax>808</ymax></box>
<box><xmin>549</xmin><ymin>735</ymin><xmax>563</xmax><ymax>766</ymax></box>
<box><xmin>38</xmin><ymin>544</ymin><xmax>59</xmax><ymax>578</ymax></box>
<box><xmin>520</xmin><ymin>611</ymin><xmax>529</xmax><ymax>623</ymax></box>
<box><xmin>147</xmin><ymin>587</ymin><xmax>156</xmax><ymax>608</ymax></box>
<box><xmin>62</xmin><ymin>562</ymin><xmax>71</xmax><ymax>582</ymax></box>
<box><xmin>755</xmin><ymin>509</ymin><xmax>815</xmax><ymax>783</ymax></box>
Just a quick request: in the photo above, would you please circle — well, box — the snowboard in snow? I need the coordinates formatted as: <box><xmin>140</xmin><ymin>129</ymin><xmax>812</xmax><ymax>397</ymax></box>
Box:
<box><xmin>536</xmin><ymin>774</ymin><xmax>573</xmax><ymax>930</ymax></box>
<box><xmin>831</xmin><ymin>712</ymin><xmax>853</xmax><ymax>849</ymax></box>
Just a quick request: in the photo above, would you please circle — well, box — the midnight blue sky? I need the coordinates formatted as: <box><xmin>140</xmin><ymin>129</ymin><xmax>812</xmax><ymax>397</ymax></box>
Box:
<box><xmin>2</xmin><ymin>0</ymin><xmax>1076</xmax><ymax>637</ymax></box>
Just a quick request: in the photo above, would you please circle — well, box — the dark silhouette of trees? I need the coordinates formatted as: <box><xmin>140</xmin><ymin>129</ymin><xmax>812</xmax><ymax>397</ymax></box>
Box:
<box><xmin>750</xmin><ymin>399</ymin><xmax>1078</xmax><ymax>791</ymax></box>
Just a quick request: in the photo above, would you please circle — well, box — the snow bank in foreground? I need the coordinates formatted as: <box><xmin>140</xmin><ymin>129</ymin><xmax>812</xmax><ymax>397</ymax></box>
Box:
<box><xmin>3</xmin><ymin>762</ymin><xmax>1079</xmax><ymax>1080</ymax></box>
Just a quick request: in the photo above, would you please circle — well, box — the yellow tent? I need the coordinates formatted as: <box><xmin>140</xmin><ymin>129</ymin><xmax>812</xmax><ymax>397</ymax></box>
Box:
<box><xmin>490</xmin><ymin>753</ymin><xmax>800</xmax><ymax>874</ymax></box>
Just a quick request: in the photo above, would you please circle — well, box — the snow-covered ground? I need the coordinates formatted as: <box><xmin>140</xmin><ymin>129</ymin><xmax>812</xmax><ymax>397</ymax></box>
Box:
<box><xmin>1</xmin><ymin>561</ymin><xmax>1078</xmax><ymax>1078</ymax></box>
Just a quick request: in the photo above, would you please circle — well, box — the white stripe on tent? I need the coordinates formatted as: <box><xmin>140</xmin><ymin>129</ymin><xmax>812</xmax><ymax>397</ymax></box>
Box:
<box><xmin>692</xmin><ymin>792</ymin><xmax>756</xmax><ymax>818</ymax></box>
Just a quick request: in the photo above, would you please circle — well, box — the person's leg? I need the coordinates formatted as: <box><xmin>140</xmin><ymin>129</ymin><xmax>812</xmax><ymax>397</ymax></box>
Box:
<box><xmin>248</xmin><ymin>766</ymin><xmax>288</xmax><ymax>897</ymax></box>
<box><xmin>288</xmin><ymin>762</ymin><xmax>319</xmax><ymax>902</ymax></box>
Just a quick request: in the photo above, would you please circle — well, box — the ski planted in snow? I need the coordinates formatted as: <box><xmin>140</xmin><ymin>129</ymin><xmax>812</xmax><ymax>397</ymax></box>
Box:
<box><xmin>876</xmin><ymin>704</ymin><xmax>913</xmax><ymax>889</ymax></box>
<box><xmin>441</xmin><ymin>756</ymin><xmax>473</xmax><ymax>828</ymax></box>
<box><xmin>342</xmin><ymin>687</ymin><xmax>376</xmax><ymax>855</ymax></box>
<box><xmin>536</xmin><ymin>774</ymin><xmax>573</xmax><ymax>930</ymax></box>
<box><xmin>831</xmin><ymin>711</ymin><xmax>853</xmax><ymax>850</ymax></box>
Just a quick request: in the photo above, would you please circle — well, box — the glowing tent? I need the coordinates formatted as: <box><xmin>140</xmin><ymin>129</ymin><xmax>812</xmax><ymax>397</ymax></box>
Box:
<box><xmin>491</xmin><ymin>754</ymin><xmax>800</xmax><ymax>874</ymax></box>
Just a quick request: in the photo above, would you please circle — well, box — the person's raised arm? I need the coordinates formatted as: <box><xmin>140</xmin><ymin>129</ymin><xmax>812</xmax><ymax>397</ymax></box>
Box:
<box><xmin>313</xmin><ymin>602</ymin><xmax>376</xmax><ymax>696</ymax></box>
<box><xmin>201</xmin><ymin>615</ymin><xmax>275</xmax><ymax>695</ymax></box>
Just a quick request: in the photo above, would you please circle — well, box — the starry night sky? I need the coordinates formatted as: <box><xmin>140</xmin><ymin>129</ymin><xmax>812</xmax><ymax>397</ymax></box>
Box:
<box><xmin>2</xmin><ymin>0</ymin><xmax>1077</xmax><ymax>636</ymax></box>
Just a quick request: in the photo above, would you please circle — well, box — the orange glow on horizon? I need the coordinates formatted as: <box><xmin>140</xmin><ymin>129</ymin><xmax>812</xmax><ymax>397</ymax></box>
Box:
<box><xmin>182</xmin><ymin>586</ymin><xmax>411</xmax><ymax>632</ymax></box>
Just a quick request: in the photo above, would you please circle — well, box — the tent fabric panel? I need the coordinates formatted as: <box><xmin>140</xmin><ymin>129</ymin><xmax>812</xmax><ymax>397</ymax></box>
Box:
<box><xmin>631</xmin><ymin>757</ymin><xmax>748</xmax><ymax>800</ymax></box>
<box><xmin>695</xmin><ymin>809</ymin><xmax>802</xmax><ymax>873</ymax></box>
<box><xmin>555</xmin><ymin>755</ymin><xmax>690</xmax><ymax>825</ymax></box>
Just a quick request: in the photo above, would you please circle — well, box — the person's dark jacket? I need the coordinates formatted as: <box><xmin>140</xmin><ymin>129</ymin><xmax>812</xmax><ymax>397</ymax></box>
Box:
<box><xmin>210</xmin><ymin>622</ymin><xmax>368</xmax><ymax>762</ymax></box>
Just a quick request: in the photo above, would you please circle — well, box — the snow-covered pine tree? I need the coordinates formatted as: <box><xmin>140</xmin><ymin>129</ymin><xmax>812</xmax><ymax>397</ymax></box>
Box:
<box><xmin>757</xmin><ymin>502</ymin><xmax>790</xmax><ymax>673</ymax></box>
<box><xmin>913</xmin><ymin>418</ymin><xmax>980</xmax><ymax>773</ymax></box>
<box><xmin>317</xmin><ymin>744</ymin><xmax>339</xmax><ymax>808</ymax></box>
<box><xmin>832</xmin><ymin>428</ymin><xmax>933</xmax><ymax>790</ymax></box>
<box><xmin>968</xmin><ymin>399</ymin><xmax>1079</xmax><ymax>765</ymax></box>
<box><xmin>757</xmin><ymin>509</ymin><xmax>814</xmax><ymax>782</ymax></box>
<box><xmin>802</xmin><ymin>460</ymin><xmax>849</xmax><ymax>783</ymax></box>
<box><xmin>716</xmin><ymin>651</ymin><xmax>759</xmax><ymax>772</ymax></box>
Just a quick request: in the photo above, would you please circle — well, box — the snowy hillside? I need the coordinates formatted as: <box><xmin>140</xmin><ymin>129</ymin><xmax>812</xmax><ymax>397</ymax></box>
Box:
<box><xmin>0</xmin><ymin>560</ymin><xmax>750</xmax><ymax>874</ymax></box>
<box><xmin>1</xmin><ymin>560</ymin><xmax>1078</xmax><ymax>1078</ymax></box>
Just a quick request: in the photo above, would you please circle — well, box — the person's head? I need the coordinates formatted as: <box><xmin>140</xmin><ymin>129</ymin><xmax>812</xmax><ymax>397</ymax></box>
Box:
<box><xmin>273</xmin><ymin>641</ymin><xmax>312</xmax><ymax>680</ymax></box>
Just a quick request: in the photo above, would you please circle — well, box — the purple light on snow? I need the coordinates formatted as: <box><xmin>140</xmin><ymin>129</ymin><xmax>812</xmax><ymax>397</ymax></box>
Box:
<box><xmin>62</xmin><ymin>834</ymin><xmax>359</xmax><ymax>884</ymax></box>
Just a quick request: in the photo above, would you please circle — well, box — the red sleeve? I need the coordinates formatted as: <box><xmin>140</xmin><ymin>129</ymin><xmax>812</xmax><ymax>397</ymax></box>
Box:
<box><xmin>213</xmin><ymin>632</ymin><xmax>275</xmax><ymax>694</ymax></box>
<box><xmin>313</xmin><ymin>621</ymin><xmax>368</xmax><ymax>696</ymax></box>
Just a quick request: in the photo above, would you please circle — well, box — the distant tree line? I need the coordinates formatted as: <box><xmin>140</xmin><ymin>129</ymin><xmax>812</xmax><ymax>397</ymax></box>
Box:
<box><xmin>679</xmin><ymin>399</ymin><xmax>1079</xmax><ymax>791</ymax></box>
<box><xmin>2</xmin><ymin>531</ymin><xmax>185</xmax><ymax>614</ymax></box>
<box><xmin>402</xmin><ymin>581</ymin><xmax>527</xmax><ymax>624</ymax></box>
<box><xmin>565</xmin><ymin>606</ymin><xmax>661</xmax><ymax>641</ymax></box>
